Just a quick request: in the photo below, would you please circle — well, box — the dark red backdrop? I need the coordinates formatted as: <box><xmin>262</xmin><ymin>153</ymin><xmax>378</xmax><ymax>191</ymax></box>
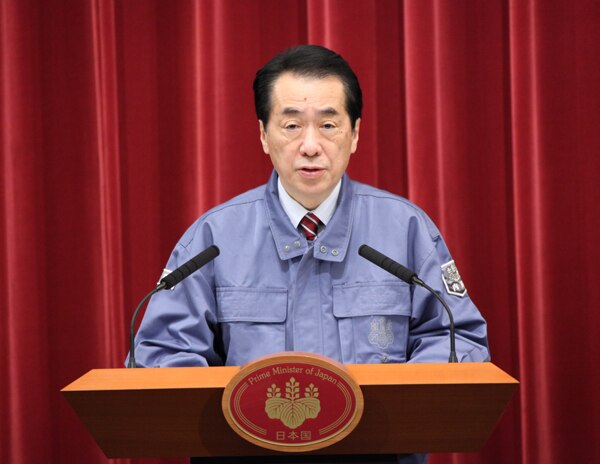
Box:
<box><xmin>1</xmin><ymin>1</ymin><xmax>599</xmax><ymax>463</ymax></box>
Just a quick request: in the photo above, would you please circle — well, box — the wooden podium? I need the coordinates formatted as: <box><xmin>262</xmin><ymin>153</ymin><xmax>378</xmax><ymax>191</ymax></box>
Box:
<box><xmin>62</xmin><ymin>362</ymin><xmax>517</xmax><ymax>458</ymax></box>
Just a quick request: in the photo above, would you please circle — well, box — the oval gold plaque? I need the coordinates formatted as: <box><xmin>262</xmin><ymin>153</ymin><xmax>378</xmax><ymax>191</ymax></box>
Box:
<box><xmin>222</xmin><ymin>352</ymin><xmax>364</xmax><ymax>452</ymax></box>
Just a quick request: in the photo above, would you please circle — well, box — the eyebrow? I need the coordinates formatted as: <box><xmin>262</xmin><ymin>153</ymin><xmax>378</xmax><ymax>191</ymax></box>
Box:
<box><xmin>280</xmin><ymin>107</ymin><xmax>341</xmax><ymax>117</ymax></box>
<box><xmin>281</xmin><ymin>107</ymin><xmax>302</xmax><ymax>116</ymax></box>
<box><xmin>318</xmin><ymin>107</ymin><xmax>340</xmax><ymax>117</ymax></box>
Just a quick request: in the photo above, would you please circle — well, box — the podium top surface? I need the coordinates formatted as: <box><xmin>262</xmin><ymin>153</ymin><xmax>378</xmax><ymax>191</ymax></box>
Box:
<box><xmin>62</xmin><ymin>362</ymin><xmax>517</xmax><ymax>392</ymax></box>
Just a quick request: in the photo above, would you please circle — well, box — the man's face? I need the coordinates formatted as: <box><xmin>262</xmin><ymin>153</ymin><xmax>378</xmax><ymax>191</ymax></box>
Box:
<box><xmin>259</xmin><ymin>73</ymin><xmax>360</xmax><ymax>210</ymax></box>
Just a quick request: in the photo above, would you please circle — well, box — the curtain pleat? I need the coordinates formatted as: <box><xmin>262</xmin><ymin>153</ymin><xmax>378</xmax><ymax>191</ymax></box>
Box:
<box><xmin>1</xmin><ymin>1</ymin><xmax>599</xmax><ymax>463</ymax></box>
<box><xmin>1</xmin><ymin>1</ymin><xmax>52</xmax><ymax>463</ymax></box>
<box><xmin>91</xmin><ymin>0</ymin><xmax>126</xmax><ymax>368</ymax></box>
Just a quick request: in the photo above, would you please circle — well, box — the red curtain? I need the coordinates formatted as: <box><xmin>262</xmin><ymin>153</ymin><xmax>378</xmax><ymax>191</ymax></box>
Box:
<box><xmin>1</xmin><ymin>0</ymin><xmax>599</xmax><ymax>463</ymax></box>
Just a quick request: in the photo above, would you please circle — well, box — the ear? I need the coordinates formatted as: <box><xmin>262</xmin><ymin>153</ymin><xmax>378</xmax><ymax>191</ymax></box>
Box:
<box><xmin>259</xmin><ymin>120</ymin><xmax>270</xmax><ymax>154</ymax></box>
<box><xmin>350</xmin><ymin>118</ymin><xmax>361</xmax><ymax>154</ymax></box>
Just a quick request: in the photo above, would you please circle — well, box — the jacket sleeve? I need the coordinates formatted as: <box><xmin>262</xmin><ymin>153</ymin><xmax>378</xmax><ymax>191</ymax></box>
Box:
<box><xmin>407</xmin><ymin>234</ymin><xmax>490</xmax><ymax>363</ymax></box>
<box><xmin>126</xmin><ymin>238</ymin><xmax>224</xmax><ymax>367</ymax></box>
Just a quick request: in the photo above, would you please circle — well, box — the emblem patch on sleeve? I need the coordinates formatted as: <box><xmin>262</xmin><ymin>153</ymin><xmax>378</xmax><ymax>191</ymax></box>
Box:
<box><xmin>441</xmin><ymin>260</ymin><xmax>467</xmax><ymax>297</ymax></box>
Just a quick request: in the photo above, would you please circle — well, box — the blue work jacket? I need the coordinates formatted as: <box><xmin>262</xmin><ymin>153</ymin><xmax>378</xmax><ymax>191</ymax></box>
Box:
<box><xmin>131</xmin><ymin>172</ymin><xmax>489</xmax><ymax>367</ymax></box>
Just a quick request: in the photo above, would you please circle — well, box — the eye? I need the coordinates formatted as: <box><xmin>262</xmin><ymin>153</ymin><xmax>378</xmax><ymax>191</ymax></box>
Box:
<box><xmin>284</xmin><ymin>122</ymin><xmax>301</xmax><ymax>131</ymax></box>
<box><xmin>321</xmin><ymin>122</ymin><xmax>336</xmax><ymax>130</ymax></box>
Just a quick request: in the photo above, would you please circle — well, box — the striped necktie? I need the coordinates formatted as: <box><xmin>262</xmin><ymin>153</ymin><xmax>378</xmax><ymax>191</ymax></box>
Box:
<box><xmin>300</xmin><ymin>212</ymin><xmax>322</xmax><ymax>241</ymax></box>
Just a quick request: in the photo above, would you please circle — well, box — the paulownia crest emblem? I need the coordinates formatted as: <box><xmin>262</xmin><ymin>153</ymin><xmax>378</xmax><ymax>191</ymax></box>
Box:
<box><xmin>368</xmin><ymin>316</ymin><xmax>394</xmax><ymax>349</ymax></box>
<box><xmin>265</xmin><ymin>377</ymin><xmax>321</xmax><ymax>429</ymax></box>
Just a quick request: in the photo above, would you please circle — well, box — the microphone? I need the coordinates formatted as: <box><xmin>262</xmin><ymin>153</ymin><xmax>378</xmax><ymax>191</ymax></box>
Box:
<box><xmin>158</xmin><ymin>245</ymin><xmax>220</xmax><ymax>290</ymax></box>
<box><xmin>127</xmin><ymin>245</ymin><xmax>220</xmax><ymax>368</ymax></box>
<box><xmin>358</xmin><ymin>244</ymin><xmax>458</xmax><ymax>363</ymax></box>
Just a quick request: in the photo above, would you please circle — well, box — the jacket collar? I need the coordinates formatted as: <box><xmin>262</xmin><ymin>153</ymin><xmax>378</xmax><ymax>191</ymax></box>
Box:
<box><xmin>264</xmin><ymin>171</ymin><xmax>354</xmax><ymax>262</ymax></box>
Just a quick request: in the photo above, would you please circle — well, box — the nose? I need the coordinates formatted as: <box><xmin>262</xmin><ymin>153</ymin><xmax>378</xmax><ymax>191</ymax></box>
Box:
<box><xmin>299</xmin><ymin>125</ymin><xmax>322</xmax><ymax>157</ymax></box>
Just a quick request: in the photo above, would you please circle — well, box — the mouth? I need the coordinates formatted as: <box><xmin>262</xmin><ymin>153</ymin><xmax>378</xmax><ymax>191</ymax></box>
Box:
<box><xmin>298</xmin><ymin>166</ymin><xmax>325</xmax><ymax>178</ymax></box>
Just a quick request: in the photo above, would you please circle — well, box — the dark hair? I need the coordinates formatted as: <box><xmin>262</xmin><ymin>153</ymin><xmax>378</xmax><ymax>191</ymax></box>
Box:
<box><xmin>253</xmin><ymin>45</ymin><xmax>362</xmax><ymax>130</ymax></box>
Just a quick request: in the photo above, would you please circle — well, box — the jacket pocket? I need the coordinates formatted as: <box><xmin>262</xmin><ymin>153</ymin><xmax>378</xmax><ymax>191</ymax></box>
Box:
<box><xmin>333</xmin><ymin>281</ymin><xmax>411</xmax><ymax>364</ymax></box>
<box><xmin>216</xmin><ymin>287</ymin><xmax>287</xmax><ymax>365</ymax></box>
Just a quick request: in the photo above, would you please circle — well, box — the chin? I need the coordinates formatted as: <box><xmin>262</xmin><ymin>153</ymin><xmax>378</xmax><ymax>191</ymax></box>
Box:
<box><xmin>301</xmin><ymin>192</ymin><xmax>329</xmax><ymax>209</ymax></box>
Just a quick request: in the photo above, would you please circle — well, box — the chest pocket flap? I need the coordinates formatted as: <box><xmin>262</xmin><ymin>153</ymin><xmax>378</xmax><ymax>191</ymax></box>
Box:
<box><xmin>216</xmin><ymin>287</ymin><xmax>287</xmax><ymax>323</ymax></box>
<box><xmin>333</xmin><ymin>281</ymin><xmax>412</xmax><ymax>318</ymax></box>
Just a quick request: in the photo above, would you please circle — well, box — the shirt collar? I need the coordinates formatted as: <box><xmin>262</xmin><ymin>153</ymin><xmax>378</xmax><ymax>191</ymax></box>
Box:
<box><xmin>277</xmin><ymin>177</ymin><xmax>342</xmax><ymax>228</ymax></box>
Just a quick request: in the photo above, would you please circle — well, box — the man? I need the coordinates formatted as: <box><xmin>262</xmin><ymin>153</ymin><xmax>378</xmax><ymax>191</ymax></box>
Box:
<box><xmin>130</xmin><ymin>45</ymin><xmax>489</xmax><ymax>463</ymax></box>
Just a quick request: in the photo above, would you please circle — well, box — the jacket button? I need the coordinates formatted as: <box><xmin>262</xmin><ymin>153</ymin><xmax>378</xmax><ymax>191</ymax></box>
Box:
<box><xmin>319</xmin><ymin>245</ymin><xmax>327</xmax><ymax>254</ymax></box>
<box><xmin>331</xmin><ymin>249</ymin><xmax>339</xmax><ymax>256</ymax></box>
<box><xmin>284</xmin><ymin>245</ymin><xmax>291</xmax><ymax>252</ymax></box>
<box><xmin>294</xmin><ymin>241</ymin><xmax>301</xmax><ymax>248</ymax></box>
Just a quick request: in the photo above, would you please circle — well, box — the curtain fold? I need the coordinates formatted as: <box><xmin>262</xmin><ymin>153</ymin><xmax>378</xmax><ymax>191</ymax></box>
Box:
<box><xmin>1</xmin><ymin>1</ymin><xmax>599</xmax><ymax>463</ymax></box>
<box><xmin>91</xmin><ymin>0</ymin><xmax>126</xmax><ymax>368</ymax></box>
<box><xmin>1</xmin><ymin>1</ymin><xmax>52</xmax><ymax>463</ymax></box>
